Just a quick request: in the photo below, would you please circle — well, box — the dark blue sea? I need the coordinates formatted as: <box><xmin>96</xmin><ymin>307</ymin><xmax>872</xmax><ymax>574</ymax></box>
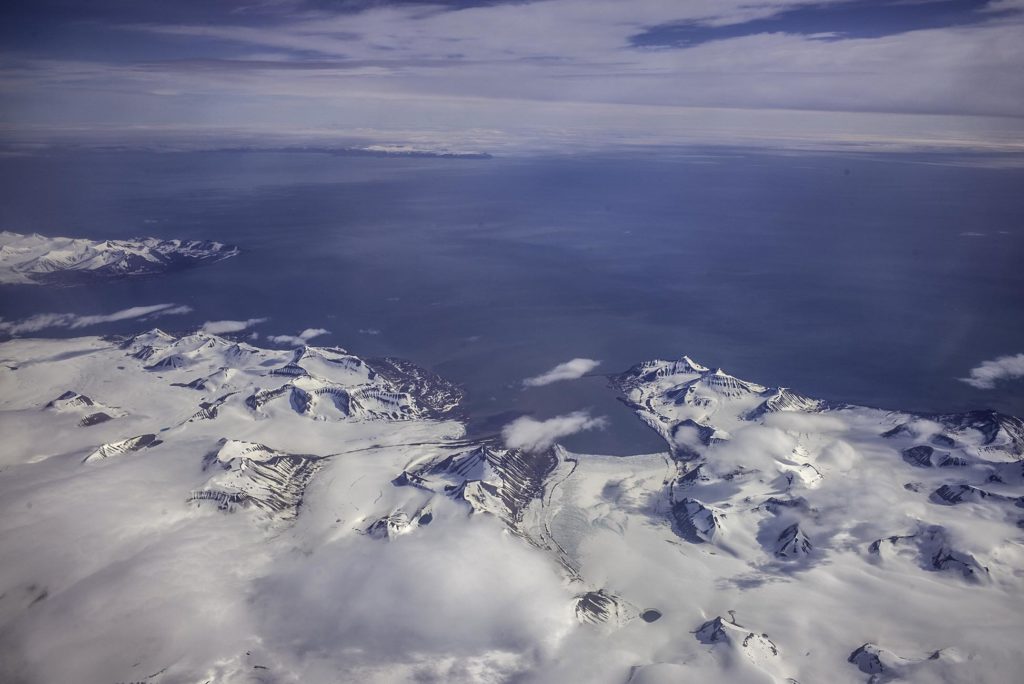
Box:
<box><xmin>1</xmin><ymin>148</ymin><xmax>1022</xmax><ymax>453</ymax></box>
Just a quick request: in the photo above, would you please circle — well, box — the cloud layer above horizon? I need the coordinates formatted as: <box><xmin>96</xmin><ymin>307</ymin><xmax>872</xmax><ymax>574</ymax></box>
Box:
<box><xmin>2</xmin><ymin>0</ymin><xmax>1023</xmax><ymax>153</ymax></box>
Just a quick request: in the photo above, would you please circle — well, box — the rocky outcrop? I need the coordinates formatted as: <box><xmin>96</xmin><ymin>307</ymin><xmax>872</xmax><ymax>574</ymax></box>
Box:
<box><xmin>83</xmin><ymin>434</ymin><xmax>161</xmax><ymax>463</ymax></box>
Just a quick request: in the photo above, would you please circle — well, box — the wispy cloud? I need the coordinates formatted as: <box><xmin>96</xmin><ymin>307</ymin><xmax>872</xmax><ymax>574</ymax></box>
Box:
<box><xmin>960</xmin><ymin>353</ymin><xmax>1024</xmax><ymax>389</ymax></box>
<box><xmin>267</xmin><ymin>327</ymin><xmax>330</xmax><ymax>346</ymax></box>
<box><xmin>2</xmin><ymin>0</ymin><xmax>1023</xmax><ymax>153</ymax></box>
<box><xmin>201</xmin><ymin>318</ymin><xmax>267</xmax><ymax>334</ymax></box>
<box><xmin>502</xmin><ymin>410</ymin><xmax>608</xmax><ymax>452</ymax></box>
<box><xmin>0</xmin><ymin>303</ymin><xmax>191</xmax><ymax>336</ymax></box>
<box><xmin>523</xmin><ymin>358</ymin><xmax>601</xmax><ymax>387</ymax></box>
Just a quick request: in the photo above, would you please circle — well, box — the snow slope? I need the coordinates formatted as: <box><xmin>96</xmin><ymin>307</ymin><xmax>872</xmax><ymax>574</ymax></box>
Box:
<box><xmin>0</xmin><ymin>339</ymin><xmax>1021</xmax><ymax>683</ymax></box>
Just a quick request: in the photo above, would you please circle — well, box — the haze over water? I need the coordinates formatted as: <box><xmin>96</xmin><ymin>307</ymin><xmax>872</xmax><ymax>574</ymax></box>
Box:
<box><xmin>1</xmin><ymin>148</ymin><xmax>1021</xmax><ymax>453</ymax></box>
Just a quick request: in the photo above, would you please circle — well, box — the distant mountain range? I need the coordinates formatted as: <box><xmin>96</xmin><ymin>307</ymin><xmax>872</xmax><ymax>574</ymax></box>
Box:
<box><xmin>0</xmin><ymin>232</ymin><xmax>239</xmax><ymax>285</ymax></box>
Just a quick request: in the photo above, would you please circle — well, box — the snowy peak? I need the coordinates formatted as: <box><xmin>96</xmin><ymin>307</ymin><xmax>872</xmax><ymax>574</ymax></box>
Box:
<box><xmin>672</xmin><ymin>497</ymin><xmax>726</xmax><ymax>543</ymax></box>
<box><xmin>701</xmin><ymin>368</ymin><xmax>767</xmax><ymax>397</ymax></box>
<box><xmin>190</xmin><ymin>438</ymin><xmax>326</xmax><ymax>521</ymax></box>
<box><xmin>695</xmin><ymin>615</ymin><xmax>783</xmax><ymax>678</ymax></box>
<box><xmin>848</xmin><ymin>643</ymin><xmax>960</xmax><ymax>683</ymax></box>
<box><xmin>574</xmin><ymin>590</ymin><xmax>640</xmax><ymax>626</ymax></box>
<box><xmin>613</xmin><ymin>356</ymin><xmax>821</xmax><ymax>447</ymax></box>
<box><xmin>84</xmin><ymin>433</ymin><xmax>161</xmax><ymax>463</ymax></box>
<box><xmin>365</xmin><ymin>507</ymin><xmax>433</xmax><ymax>540</ymax></box>
<box><xmin>612</xmin><ymin>355</ymin><xmax>708</xmax><ymax>390</ymax></box>
<box><xmin>773</xmin><ymin>523</ymin><xmax>812</xmax><ymax>559</ymax></box>
<box><xmin>746</xmin><ymin>387</ymin><xmax>826</xmax><ymax>419</ymax></box>
<box><xmin>46</xmin><ymin>390</ymin><xmax>123</xmax><ymax>427</ymax></box>
<box><xmin>869</xmin><ymin>524</ymin><xmax>989</xmax><ymax>582</ymax></box>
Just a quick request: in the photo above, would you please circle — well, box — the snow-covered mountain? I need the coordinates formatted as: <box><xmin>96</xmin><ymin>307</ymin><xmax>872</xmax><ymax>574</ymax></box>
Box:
<box><xmin>0</xmin><ymin>231</ymin><xmax>239</xmax><ymax>284</ymax></box>
<box><xmin>0</xmin><ymin>338</ymin><xmax>1021</xmax><ymax>683</ymax></box>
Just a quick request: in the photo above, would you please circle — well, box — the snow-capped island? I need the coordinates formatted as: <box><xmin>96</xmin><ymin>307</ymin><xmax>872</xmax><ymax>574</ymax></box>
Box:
<box><xmin>0</xmin><ymin>232</ymin><xmax>240</xmax><ymax>285</ymax></box>
<box><xmin>0</xmin><ymin>331</ymin><xmax>1021</xmax><ymax>683</ymax></box>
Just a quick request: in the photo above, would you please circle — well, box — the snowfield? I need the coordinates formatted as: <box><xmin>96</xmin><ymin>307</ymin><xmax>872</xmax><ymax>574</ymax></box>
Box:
<box><xmin>0</xmin><ymin>232</ymin><xmax>239</xmax><ymax>285</ymax></box>
<box><xmin>0</xmin><ymin>331</ymin><xmax>1021</xmax><ymax>683</ymax></box>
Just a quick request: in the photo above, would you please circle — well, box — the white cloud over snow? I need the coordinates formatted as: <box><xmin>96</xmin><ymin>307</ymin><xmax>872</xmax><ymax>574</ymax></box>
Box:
<box><xmin>0</xmin><ymin>303</ymin><xmax>191</xmax><ymax>335</ymax></box>
<box><xmin>200</xmin><ymin>317</ymin><xmax>267</xmax><ymax>334</ymax></box>
<box><xmin>502</xmin><ymin>411</ymin><xmax>608</xmax><ymax>452</ymax></box>
<box><xmin>524</xmin><ymin>358</ymin><xmax>602</xmax><ymax>387</ymax></box>
<box><xmin>256</xmin><ymin>499</ymin><xmax>572</xmax><ymax>679</ymax></box>
<box><xmin>267</xmin><ymin>327</ymin><xmax>330</xmax><ymax>346</ymax></box>
<box><xmin>960</xmin><ymin>353</ymin><xmax>1024</xmax><ymax>389</ymax></box>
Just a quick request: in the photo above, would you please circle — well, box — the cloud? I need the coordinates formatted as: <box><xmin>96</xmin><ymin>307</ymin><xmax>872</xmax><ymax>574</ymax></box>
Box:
<box><xmin>960</xmin><ymin>353</ymin><xmax>1024</xmax><ymax>389</ymax></box>
<box><xmin>256</xmin><ymin>499</ymin><xmax>572</xmax><ymax>678</ymax></box>
<box><xmin>0</xmin><ymin>303</ymin><xmax>191</xmax><ymax>336</ymax></box>
<box><xmin>502</xmin><ymin>410</ymin><xmax>608</xmax><ymax>452</ymax></box>
<box><xmin>200</xmin><ymin>317</ymin><xmax>267</xmax><ymax>334</ymax></box>
<box><xmin>3</xmin><ymin>0</ymin><xmax>1024</xmax><ymax>153</ymax></box>
<box><xmin>267</xmin><ymin>327</ymin><xmax>330</xmax><ymax>346</ymax></box>
<box><xmin>523</xmin><ymin>358</ymin><xmax>601</xmax><ymax>387</ymax></box>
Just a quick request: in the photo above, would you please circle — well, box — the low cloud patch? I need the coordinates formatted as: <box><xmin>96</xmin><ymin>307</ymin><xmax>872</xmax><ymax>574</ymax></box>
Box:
<box><xmin>960</xmin><ymin>353</ymin><xmax>1024</xmax><ymax>389</ymax></box>
<box><xmin>523</xmin><ymin>358</ymin><xmax>602</xmax><ymax>387</ymax></box>
<box><xmin>502</xmin><ymin>411</ymin><xmax>608</xmax><ymax>452</ymax></box>
<box><xmin>268</xmin><ymin>328</ymin><xmax>330</xmax><ymax>346</ymax></box>
<box><xmin>201</xmin><ymin>318</ymin><xmax>267</xmax><ymax>335</ymax></box>
<box><xmin>0</xmin><ymin>303</ymin><xmax>191</xmax><ymax>336</ymax></box>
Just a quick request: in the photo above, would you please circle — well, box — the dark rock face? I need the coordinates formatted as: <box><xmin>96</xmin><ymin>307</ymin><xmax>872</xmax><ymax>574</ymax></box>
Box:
<box><xmin>484</xmin><ymin>447</ymin><xmax>560</xmax><ymax>527</ymax></box>
<box><xmin>79</xmin><ymin>412</ymin><xmax>113</xmax><ymax>427</ymax></box>
<box><xmin>902</xmin><ymin>445</ymin><xmax>936</xmax><ymax>468</ymax></box>
<box><xmin>744</xmin><ymin>387</ymin><xmax>825</xmax><ymax>420</ymax></box>
<box><xmin>848</xmin><ymin>644</ymin><xmax>885</xmax><ymax>676</ymax></box>
<box><xmin>367</xmin><ymin>357</ymin><xmax>465</xmax><ymax>418</ymax></box>
<box><xmin>695</xmin><ymin>616</ymin><xmax>731</xmax><ymax>645</ymax></box>
<box><xmin>774</xmin><ymin>523</ymin><xmax>812</xmax><ymax>559</ymax></box>
<box><xmin>930</xmin><ymin>484</ymin><xmax>995</xmax><ymax>506</ymax></box>
<box><xmin>671</xmin><ymin>497</ymin><xmax>725</xmax><ymax>543</ymax></box>
<box><xmin>46</xmin><ymin>391</ymin><xmax>94</xmax><ymax>409</ymax></box>
<box><xmin>695</xmin><ymin>616</ymin><xmax>779</xmax><ymax>657</ymax></box>
<box><xmin>762</xmin><ymin>497</ymin><xmax>809</xmax><ymax>514</ymax></box>
<box><xmin>83</xmin><ymin>433</ymin><xmax>161</xmax><ymax>463</ymax></box>
<box><xmin>398</xmin><ymin>445</ymin><xmax>490</xmax><ymax>489</ymax></box>
<box><xmin>575</xmin><ymin>590</ymin><xmax>628</xmax><ymax>625</ymax></box>
<box><xmin>899</xmin><ymin>444</ymin><xmax>966</xmax><ymax>468</ymax></box>
<box><xmin>189</xmin><ymin>451</ymin><xmax>324</xmax><ymax>521</ymax></box>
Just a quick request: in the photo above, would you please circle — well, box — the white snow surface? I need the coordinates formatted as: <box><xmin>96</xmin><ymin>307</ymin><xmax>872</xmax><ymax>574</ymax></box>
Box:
<box><xmin>0</xmin><ymin>338</ymin><xmax>1022</xmax><ymax>683</ymax></box>
<box><xmin>0</xmin><ymin>231</ymin><xmax>239</xmax><ymax>284</ymax></box>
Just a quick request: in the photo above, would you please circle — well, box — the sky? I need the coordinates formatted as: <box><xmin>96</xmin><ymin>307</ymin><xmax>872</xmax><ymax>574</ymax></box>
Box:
<box><xmin>1</xmin><ymin>0</ymin><xmax>1024</xmax><ymax>153</ymax></box>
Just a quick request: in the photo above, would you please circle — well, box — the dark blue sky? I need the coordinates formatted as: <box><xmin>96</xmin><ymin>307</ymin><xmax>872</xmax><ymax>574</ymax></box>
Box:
<box><xmin>633</xmin><ymin>0</ymin><xmax>1009</xmax><ymax>46</ymax></box>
